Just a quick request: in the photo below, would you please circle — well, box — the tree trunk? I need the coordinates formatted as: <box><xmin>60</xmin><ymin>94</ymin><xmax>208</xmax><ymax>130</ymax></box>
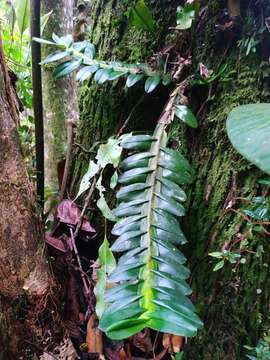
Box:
<box><xmin>0</xmin><ymin>35</ymin><xmax>53</xmax><ymax>359</ymax></box>
<box><xmin>42</xmin><ymin>0</ymin><xmax>78</xmax><ymax>207</ymax></box>
<box><xmin>72</xmin><ymin>1</ymin><xmax>270</xmax><ymax>359</ymax></box>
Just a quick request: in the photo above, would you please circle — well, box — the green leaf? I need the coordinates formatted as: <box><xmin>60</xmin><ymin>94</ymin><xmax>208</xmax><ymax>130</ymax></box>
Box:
<box><xmin>226</xmin><ymin>103</ymin><xmax>270</xmax><ymax>175</ymax></box>
<box><xmin>41</xmin><ymin>10</ymin><xmax>53</xmax><ymax>35</ymax></box>
<box><xmin>75</xmin><ymin>161</ymin><xmax>99</xmax><ymax>200</ymax></box>
<box><xmin>110</xmin><ymin>171</ymin><xmax>118</xmax><ymax>189</ymax></box>
<box><xmin>33</xmin><ymin>37</ymin><xmax>56</xmax><ymax>46</ymax></box>
<box><xmin>176</xmin><ymin>3</ymin><xmax>198</xmax><ymax>30</ymax></box>
<box><xmin>144</xmin><ymin>75</ymin><xmax>161</xmax><ymax>93</ymax></box>
<box><xmin>126</xmin><ymin>73</ymin><xmax>144</xmax><ymax>87</ymax></box>
<box><xmin>96</xmin><ymin>176</ymin><xmax>118</xmax><ymax>222</ymax></box>
<box><xmin>129</xmin><ymin>0</ymin><xmax>155</xmax><ymax>32</ymax></box>
<box><xmin>53</xmin><ymin>59</ymin><xmax>82</xmax><ymax>79</ymax></box>
<box><xmin>209</xmin><ymin>252</ymin><xmax>223</xmax><ymax>259</ymax></box>
<box><xmin>99</xmin><ymin>123</ymin><xmax>202</xmax><ymax>340</ymax></box>
<box><xmin>16</xmin><ymin>0</ymin><xmax>30</xmax><ymax>36</ymax></box>
<box><xmin>41</xmin><ymin>51</ymin><xmax>69</xmax><ymax>65</ymax></box>
<box><xmin>94</xmin><ymin>236</ymin><xmax>116</xmax><ymax>319</ymax></box>
<box><xmin>76</xmin><ymin>65</ymin><xmax>99</xmax><ymax>81</ymax></box>
<box><xmin>175</xmin><ymin>105</ymin><xmax>198</xmax><ymax>128</ymax></box>
<box><xmin>96</xmin><ymin>138</ymin><xmax>122</xmax><ymax>168</ymax></box>
<box><xmin>162</xmin><ymin>74</ymin><xmax>172</xmax><ymax>86</ymax></box>
<box><xmin>213</xmin><ymin>260</ymin><xmax>225</xmax><ymax>272</ymax></box>
<box><xmin>52</xmin><ymin>33</ymin><xmax>73</xmax><ymax>47</ymax></box>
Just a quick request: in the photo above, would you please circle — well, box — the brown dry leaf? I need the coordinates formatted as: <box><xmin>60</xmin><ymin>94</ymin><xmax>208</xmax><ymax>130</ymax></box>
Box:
<box><xmin>162</xmin><ymin>333</ymin><xmax>184</xmax><ymax>353</ymax></box>
<box><xmin>57</xmin><ymin>199</ymin><xmax>96</xmax><ymax>235</ymax></box>
<box><xmin>40</xmin><ymin>337</ymin><xmax>79</xmax><ymax>360</ymax></box>
<box><xmin>132</xmin><ymin>329</ymin><xmax>152</xmax><ymax>354</ymax></box>
<box><xmin>199</xmin><ymin>63</ymin><xmax>212</xmax><ymax>79</ymax></box>
<box><xmin>86</xmin><ymin>314</ymin><xmax>103</xmax><ymax>354</ymax></box>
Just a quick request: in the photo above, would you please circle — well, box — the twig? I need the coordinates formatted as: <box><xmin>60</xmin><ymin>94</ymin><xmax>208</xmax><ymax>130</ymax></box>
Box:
<box><xmin>74</xmin><ymin>141</ymin><xmax>101</xmax><ymax>154</ymax></box>
<box><xmin>69</xmin><ymin>227</ymin><xmax>91</xmax><ymax>298</ymax></box>
<box><xmin>59</xmin><ymin>119</ymin><xmax>75</xmax><ymax>201</ymax></box>
<box><xmin>73</xmin><ymin>173</ymin><xmax>99</xmax><ymax>240</ymax></box>
<box><xmin>117</xmin><ymin>95</ymin><xmax>145</xmax><ymax>137</ymax></box>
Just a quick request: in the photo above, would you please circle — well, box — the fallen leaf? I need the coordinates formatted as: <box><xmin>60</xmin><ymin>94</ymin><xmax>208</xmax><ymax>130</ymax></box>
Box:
<box><xmin>132</xmin><ymin>329</ymin><xmax>152</xmax><ymax>354</ymax></box>
<box><xmin>45</xmin><ymin>234</ymin><xmax>72</xmax><ymax>252</ymax></box>
<box><xmin>86</xmin><ymin>314</ymin><xmax>103</xmax><ymax>354</ymax></box>
<box><xmin>162</xmin><ymin>333</ymin><xmax>184</xmax><ymax>353</ymax></box>
<box><xmin>57</xmin><ymin>199</ymin><xmax>96</xmax><ymax>235</ymax></box>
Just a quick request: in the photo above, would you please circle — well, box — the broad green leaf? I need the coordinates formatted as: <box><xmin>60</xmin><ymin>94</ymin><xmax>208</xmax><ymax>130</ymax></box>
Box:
<box><xmin>144</xmin><ymin>75</ymin><xmax>161</xmax><ymax>93</ymax></box>
<box><xmin>94</xmin><ymin>236</ymin><xmax>116</xmax><ymax>319</ymax></box>
<box><xmin>100</xmin><ymin>123</ymin><xmax>202</xmax><ymax>339</ymax></box>
<box><xmin>176</xmin><ymin>3</ymin><xmax>198</xmax><ymax>30</ymax></box>
<box><xmin>96</xmin><ymin>138</ymin><xmax>122</xmax><ymax>168</ymax></box>
<box><xmin>16</xmin><ymin>0</ymin><xmax>30</xmax><ymax>36</ymax></box>
<box><xmin>175</xmin><ymin>105</ymin><xmax>198</xmax><ymax>128</ymax></box>
<box><xmin>226</xmin><ymin>103</ymin><xmax>270</xmax><ymax>175</ymax></box>
<box><xmin>75</xmin><ymin>161</ymin><xmax>99</xmax><ymax>200</ymax></box>
<box><xmin>213</xmin><ymin>260</ymin><xmax>225</xmax><ymax>272</ymax></box>
<box><xmin>129</xmin><ymin>0</ymin><xmax>155</xmax><ymax>32</ymax></box>
<box><xmin>126</xmin><ymin>73</ymin><xmax>144</xmax><ymax>87</ymax></box>
<box><xmin>53</xmin><ymin>59</ymin><xmax>82</xmax><ymax>79</ymax></box>
<box><xmin>41</xmin><ymin>51</ymin><xmax>69</xmax><ymax>65</ymax></box>
<box><xmin>96</xmin><ymin>176</ymin><xmax>118</xmax><ymax>222</ymax></box>
<box><xmin>76</xmin><ymin>65</ymin><xmax>99</xmax><ymax>82</ymax></box>
<box><xmin>94</xmin><ymin>68</ymin><xmax>111</xmax><ymax>84</ymax></box>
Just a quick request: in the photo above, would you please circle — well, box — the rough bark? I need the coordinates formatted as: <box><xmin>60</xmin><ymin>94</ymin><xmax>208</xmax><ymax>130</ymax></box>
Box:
<box><xmin>42</xmin><ymin>0</ymin><xmax>78</xmax><ymax>206</ymax></box>
<box><xmin>72</xmin><ymin>1</ymin><xmax>270</xmax><ymax>359</ymax></box>
<box><xmin>0</xmin><ymin>35</ymin><xmax>51</xmax><ymax>359</ymax></box>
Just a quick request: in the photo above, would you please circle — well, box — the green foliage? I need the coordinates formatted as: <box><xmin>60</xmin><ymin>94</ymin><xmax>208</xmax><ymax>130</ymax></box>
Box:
<box><xmin>226</xmin><ymin>103</ymin><xmax>270</xmax><ymax>175</ymax></box>
<box><xmin>98</xmin><ymin>123</ymin><xmax>203</xmax><ymax>340</ymax></box>
<box><xmin>34</xmin><ymin>35</ymin><xmax>172</xmax><ymax>92</ymax></box>
<box><xmin>75</xmin><ymin>136</ymin><xmax>132</xmax><ymax>219</ymax></box>
<box><xmin>174</xmin><ymin>105</ymin><xmax>198</xmax><ymax>128</ymax></box>
<box><xmin>244</xmin><ymin>336</ymin><xmax>270</xmax><ymax>360</ymax></box>
<box><xmin>209</xmin><ymin>250</ymin><xmax>242</xmax><ymax>272</ymax></box>
<box><xmin>193</xmin><ymin>63</ymin><xmax>228</xmax><ymax>85</ymax></box>
<box><xmin>15</xmin><ymin>0</ymin><xmax>30</xmax><ymax>37</ymax></box>
<box><xmin>94</xmin><ymin>235</ymin><xmax>116</xmax><ymax>319</ymax></box>
<box><xmin>176</xmin><ymin>3</ymin><xmax>199</xmax><ymax>30</ymax></box>
<box><xmin>128</xmin><ymin>0</ymin><xmax>155</xmax><ymax>32</ymax></box>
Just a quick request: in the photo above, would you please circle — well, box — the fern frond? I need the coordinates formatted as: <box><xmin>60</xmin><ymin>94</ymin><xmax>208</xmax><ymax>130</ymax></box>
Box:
<box><xmin>99</xmin><ymin>123</ymin><xmax>203</xmax><ymax>340</ymax></box>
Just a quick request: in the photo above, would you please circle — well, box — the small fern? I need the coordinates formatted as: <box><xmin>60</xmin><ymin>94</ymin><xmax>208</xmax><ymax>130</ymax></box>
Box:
<box><xmin>99</xmin><ymin>123</ymin><xmax>203</xmax><ymax>340</ymax></box>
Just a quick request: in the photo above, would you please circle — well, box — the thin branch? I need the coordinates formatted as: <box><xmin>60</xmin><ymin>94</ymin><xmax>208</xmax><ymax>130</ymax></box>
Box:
<box><xmin>116</xmin><ymin>95</ymin><xmax>145</xmax><ymax>137</ymax></box>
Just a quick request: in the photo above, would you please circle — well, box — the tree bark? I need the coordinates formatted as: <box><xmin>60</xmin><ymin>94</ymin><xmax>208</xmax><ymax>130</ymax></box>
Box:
<box><xmin>0</xmin><ymin>35</ymin><xmax>53</xmax><ymax>358</ymax></box>
<box><xmin>72</xmin><ymin>1</ymin><xmax>270</xmax><ymax>359</ymax></box>
<box><xmin>42</xmin><ymin>0</ymin><xmax>78</xmax><ymax>207</ymax></box>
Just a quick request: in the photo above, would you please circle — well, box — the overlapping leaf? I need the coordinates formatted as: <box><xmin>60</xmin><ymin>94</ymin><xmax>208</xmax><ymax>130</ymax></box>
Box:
<box><xmin>99</xmin><ymin>123</ymin><xmax>203</xmax><ymax>340</ymax></box>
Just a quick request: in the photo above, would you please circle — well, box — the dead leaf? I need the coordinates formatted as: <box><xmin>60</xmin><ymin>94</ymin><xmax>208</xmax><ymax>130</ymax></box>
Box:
<box><xmin>45</xmin><ymin>234</ymin><xmax>72</xmax><ymax>252</ymax></box>
<box><xmin>199</xmin><ymin>63</ymin><xmax>212</xmax><ymax>79</ymax></box>
<box><xmin>86</xmin><ymin>314</ymin><xmax>103</xmax><ymax>354</ymax></box>
<box><xmin>132</xmin><ymin>329</ymin><xmax>152</xmax><ymax>354</ymax></box>
<box><xmin>40</xmin><ymin>337</ymin><xmax>79</xmax><ymax>360</ymax></box>
<box><xmin>162</xmin><ymin>333</ymin><xmax>184</xmax><ymax>353</ymax></box>
<box><xmin>57</xmin><ymin>199</ymin><xmax>96</xmax><ymax>235</ymax></box>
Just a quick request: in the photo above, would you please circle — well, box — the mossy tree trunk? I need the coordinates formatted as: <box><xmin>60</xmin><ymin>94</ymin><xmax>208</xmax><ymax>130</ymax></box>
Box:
<box><xmin>72</xmin><ymin>1</ymin><xmax>270</xmax><ymax>359</ymax></box>
<box><xmin>42</xmin><ymin>0</ymin><xmax>78</xmax><ymax>207</ymax></box>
